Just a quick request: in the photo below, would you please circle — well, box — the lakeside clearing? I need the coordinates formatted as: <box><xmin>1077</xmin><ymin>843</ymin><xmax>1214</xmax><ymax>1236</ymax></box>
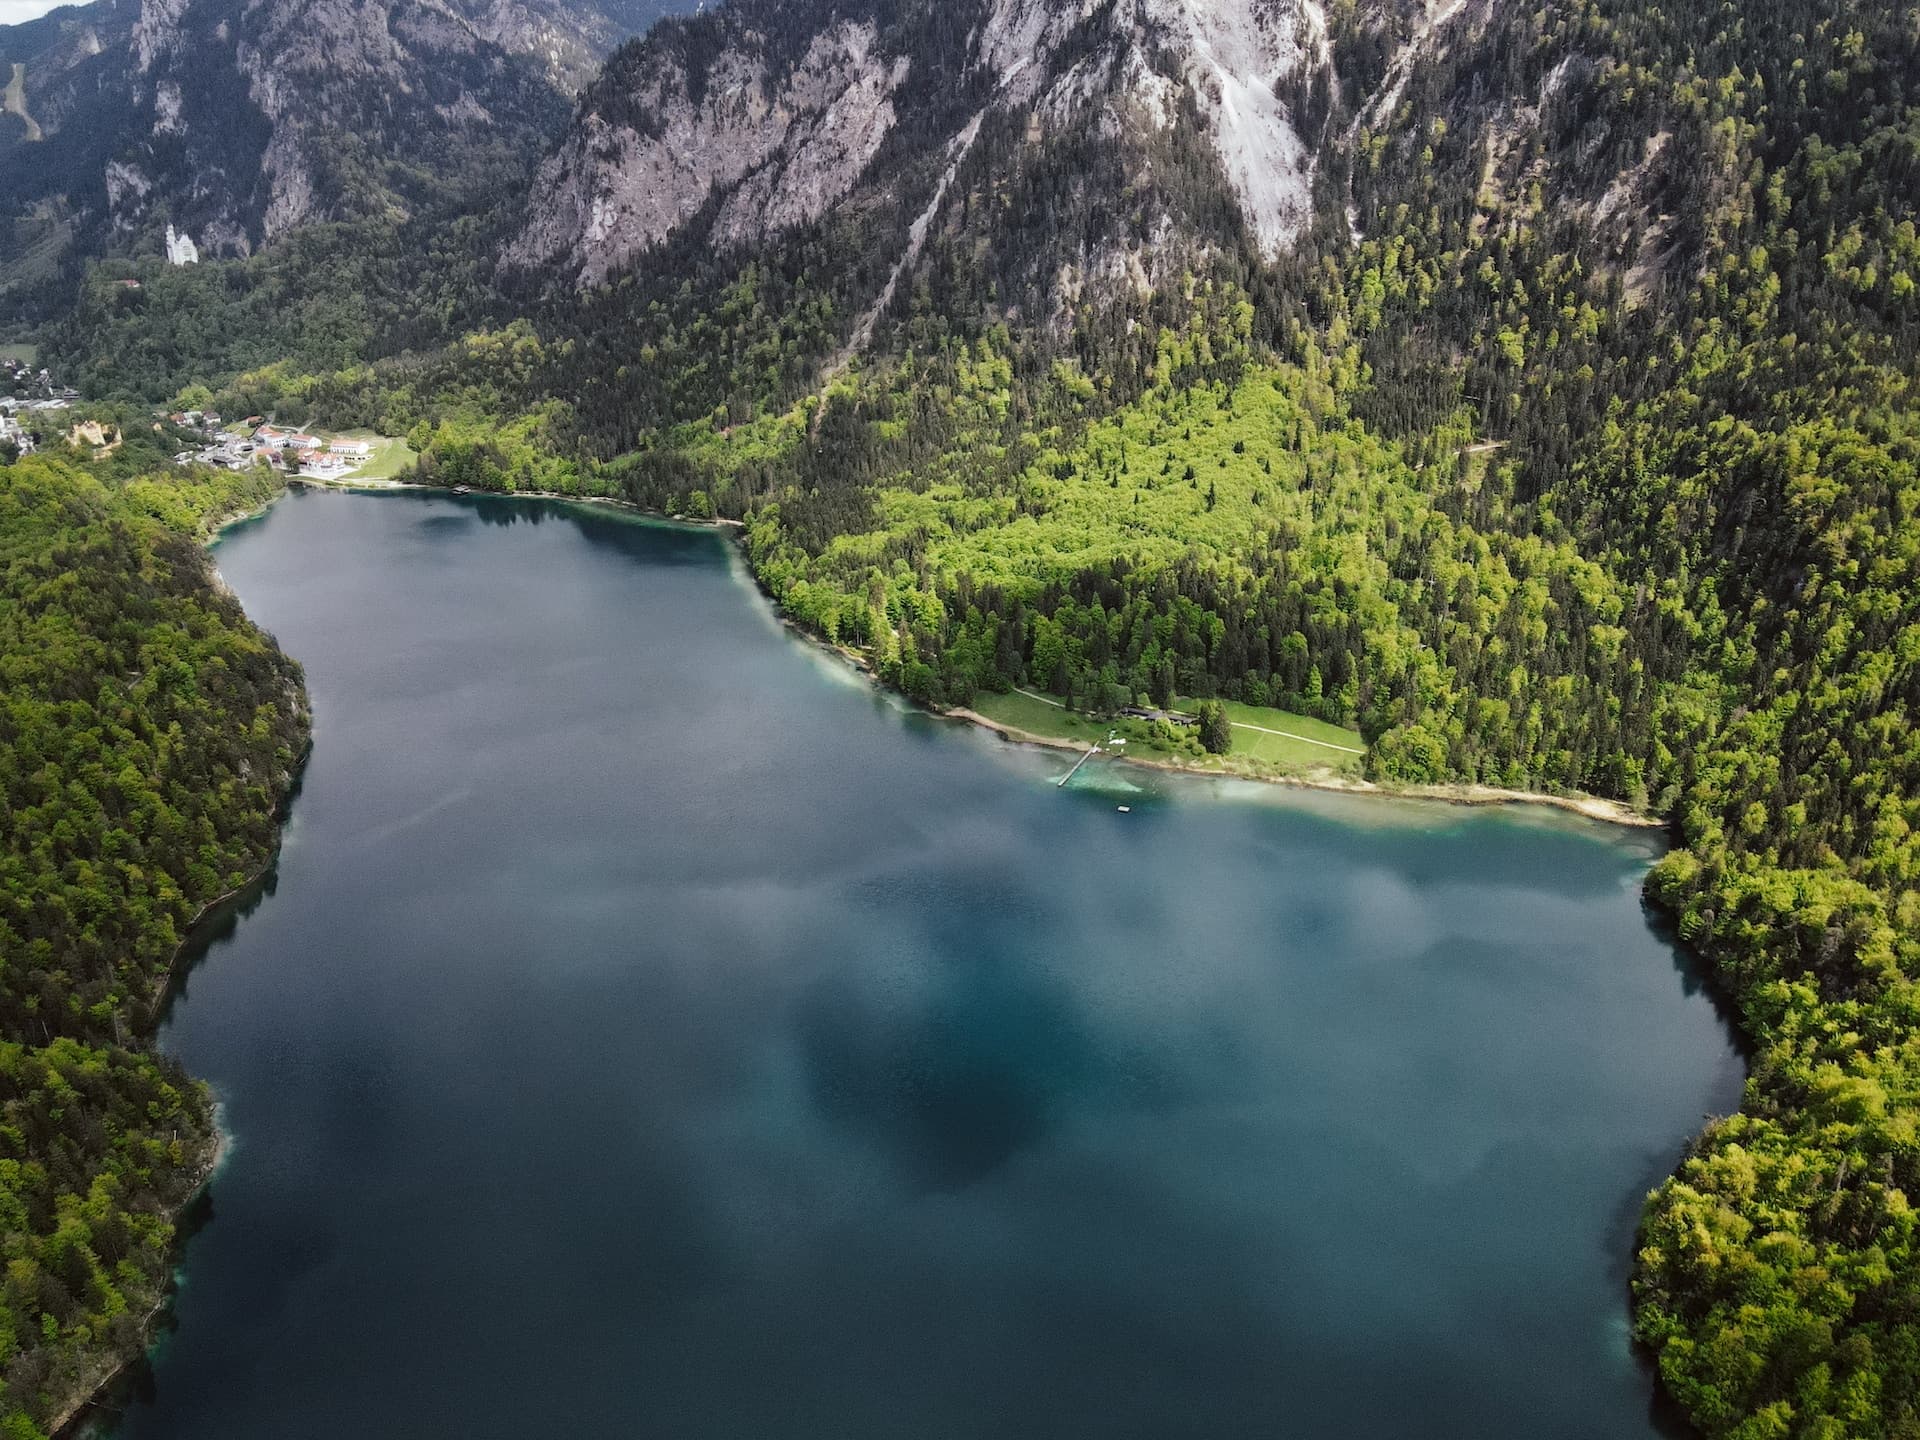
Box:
<box><xmin>958</xmin><ymin>685</ymin><xmax>1656</xmax><ymax>827</ymax></box>
<box><xmin>330</xmin><ymin>430</ymin><xmax>416</xmax><ymax>480</ymax></box>
<box><xmin>972</xmin><ymin>687</ymin><xmax>1367</xmax><ymax>777</ymax></box>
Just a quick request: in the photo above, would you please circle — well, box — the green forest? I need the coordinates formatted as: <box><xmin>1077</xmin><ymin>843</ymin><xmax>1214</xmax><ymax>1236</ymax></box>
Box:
<box><xmin>6</xmin><ymin>0</ymin><xmax>1920</xmax><ymax>1431</ymax></box>
<box><xmin>0</xmin><ymin>457</ymin><xmax>307</xmax><ymax>1436</ymax></box>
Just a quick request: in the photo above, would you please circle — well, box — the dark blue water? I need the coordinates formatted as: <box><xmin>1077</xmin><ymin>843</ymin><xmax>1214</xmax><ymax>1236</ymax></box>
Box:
<box><xmin>110</xmin><ymin>488</ymin><xmax>1743</xmax><ymax>1439</ymax></box>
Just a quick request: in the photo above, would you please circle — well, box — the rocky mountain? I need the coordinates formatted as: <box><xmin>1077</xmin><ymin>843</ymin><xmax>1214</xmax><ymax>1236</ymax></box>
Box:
<box><xmin>505</xmin><ymin>0</ymin><xmax>1702</xmax><ymax>356</ymax></box>
<box><xmin>0</xmin><ymin>0</ymin><xmax>702</xmax><ymax>280</ymax></box>
<box><xmin>508</xmin><ymin>0</ymin><xmax>1337</xmax><ymax>290</ymax></box>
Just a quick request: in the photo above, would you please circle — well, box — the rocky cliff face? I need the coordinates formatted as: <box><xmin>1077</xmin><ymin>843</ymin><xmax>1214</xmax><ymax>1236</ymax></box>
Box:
<box><xmin>0</xmin><ymin>0</ymin><xmax>702</xmax><ymax>262</ymax></box>
<box><xmin>113</xmin><ymin>0</ymin><xmax>587</xmax><ymax>250</ymax></box>
<box><xmin>508</xmin><ymin>0</ymin><xmax>1339</xmax><ymax>290</ymax></box>
<box><xmin>0</xmin><ymin>0</ymin><xmax>136</xmax><ymax>159</ymax></box>
<box><xmin>509</xmin><ymin>13</ymin><xmax>908</xmax><ymax>283</ymax></box>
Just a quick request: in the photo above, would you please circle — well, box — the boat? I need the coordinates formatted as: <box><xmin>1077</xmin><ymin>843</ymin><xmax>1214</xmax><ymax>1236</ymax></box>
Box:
<box><xmin>452</xmin><ymin>485</ymin><xmax>471</xmax><ymax>495</ymax></box>
<box><xmin>1117</xmin><ymin>806</ymin><xmax>1131</xmax><ymax>814</ymax></box>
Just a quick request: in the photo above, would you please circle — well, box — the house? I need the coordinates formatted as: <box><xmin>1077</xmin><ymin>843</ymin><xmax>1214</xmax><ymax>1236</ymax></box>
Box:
<box><xmin>300</xmin><ymin>453</ymin><xmax>352</xmax><ymax>479</ymax></box>
<box><xmin>329</xmin><ymin>438</ymin><xmax>373</xmax><ymax>459</ymax></box>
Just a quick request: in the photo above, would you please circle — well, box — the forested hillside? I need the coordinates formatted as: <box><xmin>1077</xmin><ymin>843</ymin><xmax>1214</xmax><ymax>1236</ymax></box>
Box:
<box><xmin>0</xmin><ymin>458</ymin><xmax>307</xmax><ymax>1437</ymax></box>
<box><xmin>8</xmin><ymin>0</ymin><xmax>1920</xmax><ymax>1431</ymax></box>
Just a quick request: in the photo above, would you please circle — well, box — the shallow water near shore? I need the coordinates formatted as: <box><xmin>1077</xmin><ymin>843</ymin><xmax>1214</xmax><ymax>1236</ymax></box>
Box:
<box><xmin>111</xmin><ymin>487</ymin><xmax>1742</xmax><ymax>1439</ymax></box>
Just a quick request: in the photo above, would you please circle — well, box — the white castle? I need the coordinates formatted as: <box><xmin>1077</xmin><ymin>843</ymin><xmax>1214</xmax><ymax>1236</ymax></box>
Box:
<box><xmin>165</xmin><ymin>224</ymin><xmax>200</xmax><ymax>266</ymax></box>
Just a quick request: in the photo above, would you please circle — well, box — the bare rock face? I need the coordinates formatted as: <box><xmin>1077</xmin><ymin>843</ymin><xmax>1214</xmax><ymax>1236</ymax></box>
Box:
<box><xmin>129</xmin><ymin>0</ymin><xmax>190</xmax><ymax>72</ymax></box>
<box><xmin>1138</xmin><ymin>0</ymin><xmax>1322</xmax><ymax>259</ymax></box>
<box><xmin>100</xmin><ymin>0</ymin><xmax>599</xmax><ymax>247</ymax></box>
<box><xmin>0</xmin><ymin>0</ymin><xmax>696</xmax><ymax>256</ymax></box>
<box><xmin>712</xmin><ymin>39</ymin><xmax>910</xmax><ymax>249</ymax></box>
<box><xmin>1016</xmin><ymin>0</ymin><xmax>1328</xmax><ymax>273</ymax></box>
<box><xmin>510</xmin><ymin>0</ymin><xmax>1337</xmax><ymax>293</ymax></box>
<box><xmin>508</xmin><ymin>17</ymin><xmax>910</xmax><ymax>285</ymax></box>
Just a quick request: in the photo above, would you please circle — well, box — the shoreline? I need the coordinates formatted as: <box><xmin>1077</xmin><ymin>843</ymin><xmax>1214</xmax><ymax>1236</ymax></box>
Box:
<box><xmin>288</xmin><ymin>475</ymin><xmax>745</xmax><ymax>531</ymax></box>
<box><xmin>142</xmin><ymin>727</ymin><xmax>312</xmax><ymax>1028</ymax></box>
<box><xmin>48</xmin><ymin>498</ymin><xmax>316</xmax><ymax>1437</ymax></box>
<box><xmin>306</xmin><ymin>479</ymin><xmax>1659</xmax><ymax>830</ymax></box>
<box><xmin>48</xmin><ymin>1116</ymin><xmax>230</xmax><ymax>1440</ymax></box>
<box><xmin>942</xmin><ymin>703</ymin><xmax>1665</xmax><ymax>828</ymax></box>
<box><xmin>753</xmin><ymin>594</ymin><xmax>1665</xmax><ymax>831</ymax></box>
<box><xmin>229</xmin><ymin>478</ymin><xmax>1667</xmax><ymax>835</ymax></box>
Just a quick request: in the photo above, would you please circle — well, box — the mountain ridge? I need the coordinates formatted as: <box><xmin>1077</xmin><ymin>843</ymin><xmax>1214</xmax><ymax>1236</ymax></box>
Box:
<box><xmin>0</xmin><ymin>0</ymin><xmax>702</xmax><ymax>289</ymax></box>
<box><xmin>505</xmin><ymin>0</ymin><xmax>1346</xmax><ymax>300</ymax></box>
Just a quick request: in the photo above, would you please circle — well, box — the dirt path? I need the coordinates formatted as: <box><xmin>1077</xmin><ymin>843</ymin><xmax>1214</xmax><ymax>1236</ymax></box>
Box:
<box><xmin>1229</xmin><ymin>720</ymin><xmax>1364</xmax><ymax>754</ymax></box>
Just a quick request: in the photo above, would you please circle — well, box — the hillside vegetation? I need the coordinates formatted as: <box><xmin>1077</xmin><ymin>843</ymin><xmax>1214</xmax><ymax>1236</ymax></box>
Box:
<box><xmin>10</xmin><ymin>0</ymin><xmax>1920</xmax><ymax>1432</ymax></box>
<box><xmin>0</xmin><ymin>458</ymin><xmax>307</xmax><ymax>1436</ymax></box>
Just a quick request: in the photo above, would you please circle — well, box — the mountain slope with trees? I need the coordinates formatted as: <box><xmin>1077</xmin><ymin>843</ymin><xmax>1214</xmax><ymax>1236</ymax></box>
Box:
<box><xmin>8</xmin><ymin>0</ymin><xmax>1920</xmax><ymax>1433</ymax></box>
<box><xmin>491</xmin><ymin>2</ymin><xmax>1920</xmax><ymax>1430</ymax></box>
<box><xmin>0</xmin><ymin>0</ymin><xmax>707</xmax><ymax>326</ymax></box>
<box><xmin>0</xmin><ymin>457</ymin><xmax>307</xmax><ymax>1437</ymax></box>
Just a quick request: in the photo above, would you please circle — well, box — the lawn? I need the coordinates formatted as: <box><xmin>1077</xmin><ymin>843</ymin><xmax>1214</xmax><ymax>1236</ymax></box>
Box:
<box><xmin>342</xmin><ymin>432</ymin><xmax>417</xmax><ymax>481</ymax></box>
<box><xmin>1180</xmin><ymin>696</ymin><xmax>1367</xmax><ymax>774</ymax></box>
<box><xmin>969</xmin><ymin>689</ymin><xmax>1192</xmax><ymax>762</ymax></box>
<box><xmin>0</xmin><ymin>342</ymin><xmax>38</xmax><ymax>367</ymax></box>
<box><xmin>349</xmin><ymin>437</ymin><xmax>416</xmax><ymax>481</ymax></box>
<box><xmin>968</xmin><ymin>687</ymin><xmax>1368</xmax><ymax>776</ymax></box>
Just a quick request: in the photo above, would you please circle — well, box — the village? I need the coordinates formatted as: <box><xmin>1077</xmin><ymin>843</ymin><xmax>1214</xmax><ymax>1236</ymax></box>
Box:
<box><xmin>3</xmin><ymin>351</ymin><xmax>408</xmax><ymax>480</ymax></box>
<box><xmin>169</xmin><ymin>413</ymin><xmax>380</xmax><ymax>481</ymax></box>
<box><xmin>0</xmin><ymin>352</ymin><xmax>80</xmax><ymax>456</ymax></box>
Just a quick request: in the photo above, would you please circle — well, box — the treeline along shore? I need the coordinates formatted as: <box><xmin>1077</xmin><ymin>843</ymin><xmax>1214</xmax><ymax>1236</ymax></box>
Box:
<box><xmin>0</xmin><ymin>456</ymin><xmax>310</xmax><ymax>1437</ymax></box>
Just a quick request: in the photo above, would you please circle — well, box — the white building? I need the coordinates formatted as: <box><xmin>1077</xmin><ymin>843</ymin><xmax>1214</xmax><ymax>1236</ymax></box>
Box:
<box><xmin>0</xmin><ymin>415</ymin><xmax>33</xmax><ymax>455</ymax></box>
<box><xmin>165</xmin><ymin>224</ymin><xmax>200</xmax><ymax>266</ymax></box>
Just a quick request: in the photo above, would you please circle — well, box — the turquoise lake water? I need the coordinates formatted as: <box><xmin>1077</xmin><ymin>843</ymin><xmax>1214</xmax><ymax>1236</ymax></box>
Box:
<box><xmin>107</xmin><ymin>488</ymin><xmax>1743</xmax><ymax>1438</ymax></box>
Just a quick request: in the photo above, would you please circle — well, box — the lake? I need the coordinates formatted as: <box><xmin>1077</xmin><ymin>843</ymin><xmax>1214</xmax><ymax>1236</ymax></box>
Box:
<box><xmin>108</xmin><ymin>488</ymin><xmax>1743</xmax><ymax>1439</ymax></box>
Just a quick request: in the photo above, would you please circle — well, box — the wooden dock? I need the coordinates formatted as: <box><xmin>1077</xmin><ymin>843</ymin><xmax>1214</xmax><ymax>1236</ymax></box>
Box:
<box><xmin>1058</xmin><ymin>746</ymin><xmax>1100</xmax><ymax>787</ymax></box>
